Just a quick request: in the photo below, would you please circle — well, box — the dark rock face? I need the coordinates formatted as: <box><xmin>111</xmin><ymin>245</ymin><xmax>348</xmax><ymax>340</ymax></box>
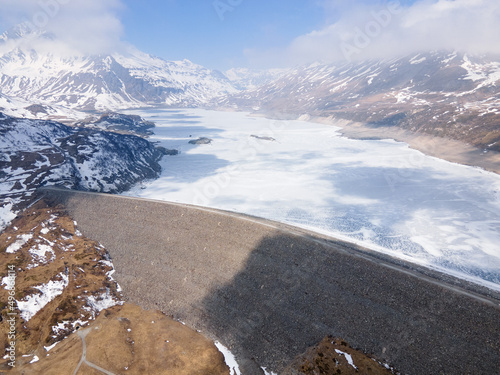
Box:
<box><xmin>0</xmin><ymin>114</ymin><xmax>165</xmax><ymax>212</ymax></box>
<box><xmin>24</xmin><ymin>104</ymin><xmax>49</xmax><ymax>116</ymax></box>
<box><xmin>75</xmin><ymin>112</ymin><xmax>156</xmax><ymax>137</ymax></box>
<box><xmin>189</xmin><ymin>137</ymin><xmax>213</xmax><ymax>145</ymax></box>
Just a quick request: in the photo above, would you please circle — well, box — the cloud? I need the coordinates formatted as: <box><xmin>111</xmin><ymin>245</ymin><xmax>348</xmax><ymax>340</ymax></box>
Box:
<box><xmin>245</xmin><ymin>0</ymin><xmax>500</xmax><ymax>67</ymax></box>
<box><xmin>0</xmin><ymin>0</ymin><xmax>125</xmax><ymax>55</ymax></box>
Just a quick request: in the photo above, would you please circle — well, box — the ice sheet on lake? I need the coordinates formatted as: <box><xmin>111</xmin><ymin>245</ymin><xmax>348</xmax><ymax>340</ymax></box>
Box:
<box><xmin>122</xmin><ymin>108</ymin><xmax>500</xmax><ymax>291</ymax></box>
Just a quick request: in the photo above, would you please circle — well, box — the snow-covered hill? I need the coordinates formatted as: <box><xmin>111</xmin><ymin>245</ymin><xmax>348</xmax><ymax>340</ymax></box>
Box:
<box><xmin>0</xmin><ymin>26</ymin><xmax>238</xmax><ymax>112</ymax></box>
<box><xmin>0</xmin><ymin>92</ymin><xmax>84</xmax><ymax>122</ymax></box>
<box><xmin>0</xmin><ymin>113</ymin><xmax>167</xmax><ymax>230</ymax></box>
<box><xmin>225</xmin><ymin>67</ymin><xmax>288</xmax><ymax>90</ymax></box>
<box><xmin>222</xmin><ymin>51</ymin><xmax>500</xmax><ymax>152</ymax></box>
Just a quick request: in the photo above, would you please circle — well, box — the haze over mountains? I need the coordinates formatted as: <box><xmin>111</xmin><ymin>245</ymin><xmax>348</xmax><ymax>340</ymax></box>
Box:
<box><xmin>1</xmin><ymin>24</ymin><xmax>499</xmax><ymax>156</ymax></box>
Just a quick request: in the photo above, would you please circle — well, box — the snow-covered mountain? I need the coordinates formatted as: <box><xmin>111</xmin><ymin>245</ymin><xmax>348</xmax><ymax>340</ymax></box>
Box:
<box><xmin>75</xmin><ymin>113</ymin><xmax>156</xmax><ymax>137</ymax></box>
<box><xmin>0</xmin><ymin>26</ymin><xmax>238</xmax><ymax>112</ymax></box>
<box><xmin>0</xmin><ymin>92</ymin><xmax>85</xmax><ymax>122</ymax></box>
<box><xmin>225</xmin><ymin>67</ymin><xmax>288</xmax><ymax>90</ymax></box>
<box><xmin>0</xmin><ymin>113</ymin><xmax>168</xmax><ymax>229</ymax></box>
<box><xmin>222</xmin><ymin>51</ymin><xmax>500</xmax><ymax>152</ymax></box>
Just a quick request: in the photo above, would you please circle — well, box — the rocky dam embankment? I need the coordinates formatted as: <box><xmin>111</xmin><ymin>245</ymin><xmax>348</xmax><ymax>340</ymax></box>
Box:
<box><xmin>41</xmin><ymin>187</ymin><xmax>500</xmax><ymax>375</ymax></box>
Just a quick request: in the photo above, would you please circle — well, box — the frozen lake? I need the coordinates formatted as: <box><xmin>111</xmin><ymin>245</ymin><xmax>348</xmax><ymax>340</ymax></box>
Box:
<box><xmin>123</xmin><ymin>108</ymin><xmax>500</xmax><ymax>291</ymax></box>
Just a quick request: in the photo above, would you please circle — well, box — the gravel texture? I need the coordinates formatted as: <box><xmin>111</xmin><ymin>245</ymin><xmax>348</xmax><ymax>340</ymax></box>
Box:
<box><xmin>41</xmin><ymin>188</ymin><xmax>500</xmax><ymax>375</ymax></box>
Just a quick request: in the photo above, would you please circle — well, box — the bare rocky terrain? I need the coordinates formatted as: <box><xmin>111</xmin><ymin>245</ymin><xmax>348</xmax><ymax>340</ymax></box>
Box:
<box><xmin>40</xmin><ymin>188</ymin><xmax>500</xmax><ymax>375</ymax></box>
<box><xmin>284</xmin><ymin>337</ymin><xmax>398</xmax><ymax>375</ymax></box>
<box><xmin>0</xmin><ymin>198</ymin><xmax>411</xmax><ymax>375</ymax></box>
<box><xmin>74</xmin><ymin>113</ymin><xmax>156</xmax><ymax>137</ymax></box>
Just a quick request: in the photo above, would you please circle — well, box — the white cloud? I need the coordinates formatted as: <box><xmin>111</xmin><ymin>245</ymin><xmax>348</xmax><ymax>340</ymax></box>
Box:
<box><xmin>246</xmin><ymin>0</ymin><xmax>500</xmax><ymax>67</ymax></box>
<box><xmin>0</xmin><ymin>0</ymin><xmax>125</xmax><ymax>55</ymax></box>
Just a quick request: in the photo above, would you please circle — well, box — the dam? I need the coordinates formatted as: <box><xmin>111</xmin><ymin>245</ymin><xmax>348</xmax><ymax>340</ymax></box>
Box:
<box><xmin>40</xmin><ymin>187</ymin><xmax>500</xmax><ymax>374</ymax></box>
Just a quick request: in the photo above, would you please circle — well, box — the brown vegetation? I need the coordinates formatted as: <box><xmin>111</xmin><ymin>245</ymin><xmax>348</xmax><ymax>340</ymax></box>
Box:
<box><xmin>284</xmin><ymin>337</ymin><xmax>398</xmax><ymax>375</ymax></box>
<box><xmin>0</xmin><ymin>202</ymin><xmax>229</xmax><ymax>374</ymax></box>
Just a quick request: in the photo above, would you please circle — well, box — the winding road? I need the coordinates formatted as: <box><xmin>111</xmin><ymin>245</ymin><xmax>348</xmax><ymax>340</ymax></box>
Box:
<box><xmin>72</xmin><ymin>328</ymin><xmax>116</xmax><ymax>375</ymax></box>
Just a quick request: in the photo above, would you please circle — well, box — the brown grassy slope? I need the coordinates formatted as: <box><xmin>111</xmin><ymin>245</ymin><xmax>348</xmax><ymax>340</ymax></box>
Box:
<box><xmin>0</xmin><ymin>201</ymin><xmax>123</xmax><ymax>368</ymax></box>
<box><xmin>0</xmin><ymin>202</ymin><xmax>229</xmax><ymax>374</ymax></box>
<box><xmin>17</xmin><ymin>304</ymin><xmax>229</xmax><ymax>375</ymax></box>
<box><xmin>284</xmin><ymin>337</ymin><xmax>399</xmax><ymax>375</ymax></box>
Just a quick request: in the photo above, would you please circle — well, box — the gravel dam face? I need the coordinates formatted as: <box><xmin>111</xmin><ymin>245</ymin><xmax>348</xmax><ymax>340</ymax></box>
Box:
<box><xmin>41</xmin><ymin>188</ymin><xmax>500</xmax><ymax>375</ymax></box>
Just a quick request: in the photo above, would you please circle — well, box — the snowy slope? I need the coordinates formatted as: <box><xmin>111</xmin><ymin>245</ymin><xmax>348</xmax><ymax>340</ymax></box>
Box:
<box><xmin>0</xmin><ymin>26</ymin><xmax>238</xmax><ymax>112</ymax></box>
<box><xmin>222</xmin><ymin>51</ymin><xmax>500</xmax><ymax>152</ymax></box>
<box><xmin>0</xmin><ymin>114</ymin><xmax>166</xmax><ymax>231</ymax></box>
<box><xmin>0</xmin><ymin>92</ymin><xmax>83</xmax><ymax>122</ymax></box>
<box><xmin>225</xmin><ymin>68</ymin><xmax>288</xmax><ymax>90</ymax></box>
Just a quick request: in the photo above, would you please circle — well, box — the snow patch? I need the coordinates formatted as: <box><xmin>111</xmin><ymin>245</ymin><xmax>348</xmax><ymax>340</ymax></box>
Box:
<box><xmin>44</xmin><ymin>341</ymin><xmax>60</xmax><ymax>352</ymax></box>
<box><xmin>261</xmin><ymin>367</ymin><xmax>278</xmax><ymax>375</ymax></box>
<box><xmin>6</xmin><ymin>234</ymin><xmax>32</xmax><ymax>253</ymax></box>
<box><xmin>410</xmin><ymin>56</ymin><xmax>426</xmax><ymax>65</ymax></box>
<box><xmin>100</xmin><ymin>260</ymin><xmax>123</xmax><ymax>292</ymax></box>
<box><xmin>335</xmin><ymin>349</ymin><xmax>357</xmax><ymax>370</ymax></box>
<box><xmin>86</xmin><ymin>289</ymin><xmax>122</xmax><ymax>312</ymax></box>
<box><xmin>17</xmin><ymin>273</ymin><xmax>69</xmax><ymax>321</ymax></box>
<box><xmin>214</xmin><ymin>342</ymin><xmax>241</xmax><ymax>375</ymax></box>
<box><xmin>29</xmin><ymin>244</ymin><xmax>55</xmax><ymax>264</ymax></box>
<box><xmin>0</xmin><ymin>203</ymin><xmax>17</xmax><ymax>232</ymax></box>
<box><xmin>52</xmin><ymin>318</ymin><xmax>89</xmax><ymax>335</ymax></box>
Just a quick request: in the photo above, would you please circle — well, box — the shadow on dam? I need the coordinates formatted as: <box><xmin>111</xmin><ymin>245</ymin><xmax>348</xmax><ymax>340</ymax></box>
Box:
<box><xmin>39</xmin><ymin>188</ymin><xmax>500</xmax><ymax>375</ymax></box>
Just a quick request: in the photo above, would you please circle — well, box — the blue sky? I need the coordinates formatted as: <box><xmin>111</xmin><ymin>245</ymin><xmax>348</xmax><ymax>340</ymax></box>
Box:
<box><xmin>121</xmin><ymin>0</ymin><xmax>331</xmax><ymax>69</ymax></box>
<box><xmin>119</xmin><ymin>0</ymin><xmax>499</xmax><ymax>69</ymax></box>
<box><xmin>1</xmin><ymin>0</ymin><xmax>499</xmax><ymax>70</ymax></box>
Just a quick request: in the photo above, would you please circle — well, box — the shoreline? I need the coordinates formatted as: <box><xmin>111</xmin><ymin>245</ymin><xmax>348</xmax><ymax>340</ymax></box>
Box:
<box><xmin>322</xmin><ymin>117</ymin><xmax>500</xmax><ymax>175</ymax></box>
<box><xmin>244</xmin><ymin>110</ymin><xmax>500</xmax><ymax>175</ymax></box>
<box><xmin>129</xmin><ymin>105</ymin><xmax>499</xmax><ymax>176</ymax></box>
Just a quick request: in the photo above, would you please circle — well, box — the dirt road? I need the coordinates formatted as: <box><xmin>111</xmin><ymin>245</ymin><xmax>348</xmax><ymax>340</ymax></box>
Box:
<box><xmin>41</xmin><ymin>188</ymin><xmax>500</xmax><ymax>375</ymax></box>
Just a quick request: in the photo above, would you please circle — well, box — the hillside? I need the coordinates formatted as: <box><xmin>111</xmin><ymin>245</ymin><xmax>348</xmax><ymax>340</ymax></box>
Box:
<box><xmin>221</xmin><ymin>51</ymin><xmax>500</xmax><ymax>153</ymax></box>
<box><xmin>0</xmin><ymin>113</ymin><xmax>170</xmax><ymax>231</ymax></box>
<box><xmin>0</xmin><ymin>201</ymin><xmax>230</xmax><ymax>374</ymax></box>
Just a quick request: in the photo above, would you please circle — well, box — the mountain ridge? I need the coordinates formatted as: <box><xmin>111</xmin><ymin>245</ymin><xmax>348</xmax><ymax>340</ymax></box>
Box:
<box><xmin>0</xmin><ymin>26</ymin><xmax>238</xmax><ymax>112</ymax></box>
<box><xmin>0</xmin><ymin>112</ymin><xmax>168</xmax><ymax>230</ymax></box>
<box><xmin>219</xmin><ymin>51</ymin><xmax>500</xmax><ymax>153</ymax></box>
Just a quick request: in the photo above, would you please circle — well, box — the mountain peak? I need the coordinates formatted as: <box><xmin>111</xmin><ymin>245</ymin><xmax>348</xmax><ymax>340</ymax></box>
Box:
<box><xmin>0</xmin><ymin>35</ymin><xmax>239</xmax><ymax>111</ymax></box>
<box><xmin>0</xmin><ymin>23</ymin><xmax>52</xmax><ymax>42</ymax></box>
